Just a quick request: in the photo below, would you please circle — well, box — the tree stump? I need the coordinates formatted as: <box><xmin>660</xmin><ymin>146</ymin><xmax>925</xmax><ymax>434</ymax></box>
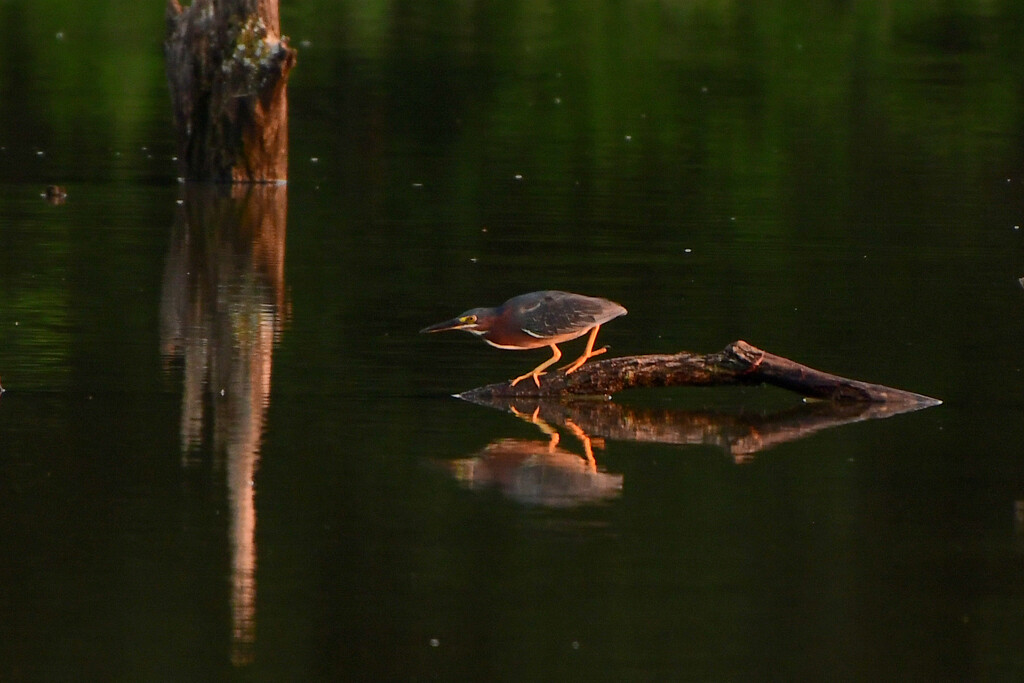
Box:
<box><xmin>165</xmin><ymin>0</ymin><xmax>297</xmax><ymax>183</ymax></box>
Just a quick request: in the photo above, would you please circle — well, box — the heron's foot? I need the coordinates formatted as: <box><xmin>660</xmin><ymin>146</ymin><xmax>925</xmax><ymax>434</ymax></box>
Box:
<box><xmin>510</xmin><ymin>370</ymin><xmax>545</xmax><ymax>387</ymax></box>
<box><xmin>561</xmin><ymin>346</ymin><xmax>608</xmax><ymax>374</ymax></box>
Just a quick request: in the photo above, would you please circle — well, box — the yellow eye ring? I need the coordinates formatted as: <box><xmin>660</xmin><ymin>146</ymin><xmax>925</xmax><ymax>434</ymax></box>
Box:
<box><xmin>459</xmin><ymin>315</ymin><xmax>477</xmax><ymax>324</ymax></box>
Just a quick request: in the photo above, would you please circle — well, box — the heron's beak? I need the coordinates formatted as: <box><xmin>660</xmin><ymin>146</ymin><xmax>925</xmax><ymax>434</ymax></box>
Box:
<box><xmin>420</xmin><ymin>317</ymin><xmax>476</xmax><ymax>334</ymax></box>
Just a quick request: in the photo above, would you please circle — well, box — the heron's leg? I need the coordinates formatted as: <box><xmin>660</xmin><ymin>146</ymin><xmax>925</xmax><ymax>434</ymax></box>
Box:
<box><xmin>510</xmin><ymin>405</ymin><xmax>560</xmax><ymax>449</ymax></box>
<box><xmin>564</xmin><ymin>419</ymin><xmax>599</xmax><ymax>471</ymax></box>
<box><xmin>510</xmin><ymin>343</ymin><xmax>562</xmax><ymax>387</ymax></box>
<box><xmin>561</xmin><ymin>325</ymin><xmax>607</xmax><ymax>374</ymax></box>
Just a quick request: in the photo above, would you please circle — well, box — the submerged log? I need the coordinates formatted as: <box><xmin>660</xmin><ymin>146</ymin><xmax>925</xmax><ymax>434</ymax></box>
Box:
<box><xmin>458</xmin><ymin>340</ymin><xmax>941</xmax><ymax>407</ymax></box>
<box><xmin>165</xmin><ymin>0</ymin><xmax>297</xmax><ymax>182</ymax></box>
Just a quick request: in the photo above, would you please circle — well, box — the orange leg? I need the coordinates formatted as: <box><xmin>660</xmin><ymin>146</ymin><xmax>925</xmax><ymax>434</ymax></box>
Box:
<box><xmin>561</xmin><ymin>325</ymin><xmax>608</xmax><ymax>374</ymax></box>
<box><xmin>564</xmin><ymin>419</ymin><xmax>597</xmax><ymax>471</ymax></box>
<box><xmin>510</xmin><ymin>405</ymin><xmax>560</xmax><ymax>449</ymax></box>
<box><xmin>510</xmin><ymin>343</ymin><xmax>562</xmax><ymax>387</ymax></box>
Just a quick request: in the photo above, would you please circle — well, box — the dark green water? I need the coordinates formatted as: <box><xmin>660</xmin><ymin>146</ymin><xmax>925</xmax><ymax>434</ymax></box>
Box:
<box><xmin>2</xmin><ymin>2</ymin><xmax>1024</xmax><ymax>679</ymax></box>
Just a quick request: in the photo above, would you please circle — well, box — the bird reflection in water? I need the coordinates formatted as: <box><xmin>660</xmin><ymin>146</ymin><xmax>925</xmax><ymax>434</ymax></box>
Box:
<box><xmin>445</xmin><ymin>406</ymin><xmax>623</xmax><ymax>507</ymax></box>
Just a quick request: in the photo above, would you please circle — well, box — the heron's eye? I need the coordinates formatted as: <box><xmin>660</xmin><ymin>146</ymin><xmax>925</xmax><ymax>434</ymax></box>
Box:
<box><xmin>459</xmin><ymin>315</ymin><xmax>477</xmax><ymax>324</ymax></box>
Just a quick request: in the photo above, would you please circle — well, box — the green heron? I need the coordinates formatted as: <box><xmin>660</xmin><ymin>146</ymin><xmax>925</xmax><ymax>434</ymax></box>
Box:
<box><xmin>420</xmin><ymin>290</ymin><xmax>627</xmax><ymax>387</ymax></box>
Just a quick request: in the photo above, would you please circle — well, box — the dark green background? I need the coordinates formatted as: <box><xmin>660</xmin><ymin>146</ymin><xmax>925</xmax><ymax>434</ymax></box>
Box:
<box><xmin>1</xmin><ymin>1</ymin><xmax>1023</xmax><ymax>679</ymax></box>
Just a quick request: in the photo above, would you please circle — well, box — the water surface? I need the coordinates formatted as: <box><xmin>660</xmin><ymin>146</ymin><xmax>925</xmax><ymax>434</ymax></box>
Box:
<box><xmin>1</xmin><ymin>1</ymin><xmax>1024</xmax><ymax>679</ymax></box>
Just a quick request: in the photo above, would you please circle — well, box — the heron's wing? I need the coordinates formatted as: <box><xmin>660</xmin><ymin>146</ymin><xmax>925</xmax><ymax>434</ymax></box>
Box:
<box><xmin>516</xmin><ymin>291</ymin><xmax>626</xmax><ymax>339</ymax></box>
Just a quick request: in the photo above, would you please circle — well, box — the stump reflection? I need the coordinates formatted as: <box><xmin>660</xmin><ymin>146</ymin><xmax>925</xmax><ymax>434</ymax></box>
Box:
<box><xmin>159</xmin><ymin>184</ymin><xmax>288</xmax><ymax>666</ymax></box>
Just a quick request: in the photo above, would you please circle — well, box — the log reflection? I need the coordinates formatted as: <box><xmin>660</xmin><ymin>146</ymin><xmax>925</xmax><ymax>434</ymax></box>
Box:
<box><xmin>159</xmin><ymin>184</ymin><xmax>287</xmax><ymax>666</ymax></box>
<box><xmin>459</xmin><ymin>394</ymin><xmax>933</xmax><ymax>464</ymax></box>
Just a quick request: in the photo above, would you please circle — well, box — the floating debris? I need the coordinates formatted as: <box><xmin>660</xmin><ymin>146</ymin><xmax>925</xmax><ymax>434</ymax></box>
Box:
<box><xmin>43</xmin><ymin>185</ymin><xmax>67</xmax><ymax>204</ymax></box>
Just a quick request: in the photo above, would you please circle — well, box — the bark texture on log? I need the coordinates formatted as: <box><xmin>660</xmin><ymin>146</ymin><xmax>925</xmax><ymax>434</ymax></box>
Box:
<box><xmin>457</xmin><ymin>340</ymin><xmax>941</xmax><ymax>406</ymax></box>
<box><xmin>165</xmin><ymin>0</ymin><xmax>296</xmax><ymax>183</ymax></box>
